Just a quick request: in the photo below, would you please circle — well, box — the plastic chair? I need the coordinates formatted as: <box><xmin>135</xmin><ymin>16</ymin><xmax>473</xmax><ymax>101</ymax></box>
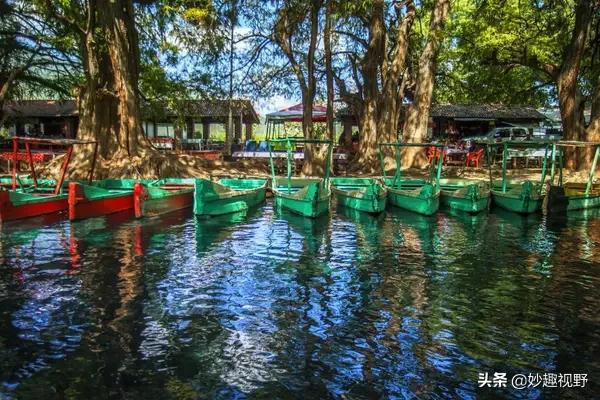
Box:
<box><xmin>245</xmin><ymin>140</ymin><xmax>257</xmax><ymax>152</ymax></box>
<box><xmin>427</xmin><ymin>147</ymin><xmax>437</xmax><ymax>165</ymax></box>
<box><xmin>465</xmin><ymin>148</ymin><xmax>485</xmax><ymax>167</ymax></box>
<box><xmin>257</xmin><ymin>141</ymin><xmax>269</xmax><ymax>152</ymax></box>
<box><xmin>427</xmin><ymin>147</ymin><xmax>445</xmax><ymax>166</ymax></box>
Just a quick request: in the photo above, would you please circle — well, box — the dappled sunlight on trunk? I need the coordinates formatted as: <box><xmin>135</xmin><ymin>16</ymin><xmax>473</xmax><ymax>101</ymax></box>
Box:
<box><xmin>401</xmin><ymin>147</ymin><xmax>429</xmax><ymax>169</ymax></box>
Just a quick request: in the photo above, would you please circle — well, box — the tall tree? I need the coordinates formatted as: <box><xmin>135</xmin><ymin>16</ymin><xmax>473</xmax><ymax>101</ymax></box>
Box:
<box><xmin>403</xmin><ymin>0</ymin><xmax>451</xmax><ymax>166</ymax></box>
<box><xmin>457</xmin><ymin>0</ymin><xmax>600</xmax><ymax>169</ymax></box>
<box><xmin>324</xmin><ymin>0</ymin><xmax>335</xmax><ymax>143</ymax></box>
<box><xmin>274</xmin><ymin>0</ymin><xmax>324</xmax><ymax>175</ymax></box>
<box><xmin>35</xmin><ymin>0</ymin><xmax>149</xmax><ymax>161</ymax></box>
<box><xmin>33</xmin><ymin>0</ymin><xmax>213</xmax><ymax>177</ymax></box>
<box><xmin>335</xmin><ymin>0</ymin><xmax>416</xmax><ymax>173</ymax></box>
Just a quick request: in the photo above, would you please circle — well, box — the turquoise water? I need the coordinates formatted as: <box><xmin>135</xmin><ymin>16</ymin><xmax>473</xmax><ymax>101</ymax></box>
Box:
<box><xmin>0</xmin><ymin>204</ymin><xmax>599</xmax><ymax>399</ymax></box>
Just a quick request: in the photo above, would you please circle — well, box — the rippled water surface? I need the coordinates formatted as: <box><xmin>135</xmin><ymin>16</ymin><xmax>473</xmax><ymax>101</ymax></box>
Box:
<box><xmin>0</xmin><ymin>203</ymin><xmax>599</xmax><ymax>399</ymax></box>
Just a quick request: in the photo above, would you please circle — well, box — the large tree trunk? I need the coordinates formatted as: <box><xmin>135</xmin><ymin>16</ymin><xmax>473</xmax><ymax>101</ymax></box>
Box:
<box><xmin>555</xmin><ymin>0</ymin><xmax>592</xmax><ymax>170</ymax></box>
<box><xmin>75</xmin><ymin>0</ymin><xmax>150</xmax><ymax>169</ymax></box>
<box><xmin>324</xmin><ymin>0</ymin><xmax>335</xmax><ymax>143</ymax></box>
<box><xmin>274</xmin><ymin>0</ymin><xmax>323</xmax><ymax>176</ymax></box>
<box><xmin>353</xmin><ymin>0</ymin><xmax>385</xmax><ymax>173</ymax></box>
<box><xmin>301</xmin><ymin>0</ymin><xmax>321</xmax><ymax>176</ymax></box>
<box><xmin>402</xmin><ymin>0</ymin><xmax>451</xmax><ymax>167</ymax></box>
<box><xmin>342</xmin><ymin>0</ymin><xmax>415</xmax><ymax>174</ymax></box>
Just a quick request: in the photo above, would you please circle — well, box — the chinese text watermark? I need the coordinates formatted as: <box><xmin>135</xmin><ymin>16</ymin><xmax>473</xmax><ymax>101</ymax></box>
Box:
<box><xmin>478</xmin><ymin>372</ymin><xmax>587</xmax><ymax>390</ymax></box>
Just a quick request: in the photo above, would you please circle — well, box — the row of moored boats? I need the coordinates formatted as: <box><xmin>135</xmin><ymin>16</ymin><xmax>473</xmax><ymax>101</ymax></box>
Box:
<box><xmin>1</xmin><ymin>139</ymin><xmax>598</xmax><ymax>224</ymax></box>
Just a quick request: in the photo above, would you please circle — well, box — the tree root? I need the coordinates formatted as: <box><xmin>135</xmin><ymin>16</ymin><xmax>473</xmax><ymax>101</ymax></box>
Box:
<box><xmin>35</xmin><ymin>152</ymin><xmax>271</xmax><ymax>181</ymax></box>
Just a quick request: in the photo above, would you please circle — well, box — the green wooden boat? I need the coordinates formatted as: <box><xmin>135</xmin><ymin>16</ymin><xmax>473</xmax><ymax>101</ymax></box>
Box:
<box><xmin>0</xmin><ymin>176</ymin><xmax>57</xmax><ymax>188</ymax></box>
<box><xmin>383</xmin><ymin>178</ymin><xmax>440</xmax><ymax>215</ymax></box>
<box><xmin>272</xmin><ymin>177</ymin><xmax>331</xmax><ymax>218</ymax></box>
<box><xmin>134</xmin><ymin>178</ymin><xmax>195</xmax><ymax>218</ymax></box>
<box><xmin>269</xmin><ymin>138</ymin><xmax>332</xmax><ymax>218</ymax></box>
<box><xmin>543</xmin><ymin>141</ymin><xmax>600</xmax><ymax>213</ymax></box>
<box><xmin>193</xmin><ymin>178</ymin><xmax>267</xmax><ymax>216</ymax></box>
<box><xmin>330</xmin><ymin>177</ymin><xmax>387</xmax><ymax>214</ymax></box>
<box><xmin>439</xmin><ymin>178</ymin><xmax>490</xmax><ymax>213</ymax></box>
<box><xmin>379</xmin><ymin>142</ymin><xmax>443</xmax><ymax>216</ymax></box>
<box><xmin>483</xmin><ymin>140</ymin><xmax>553</xmax><ymax>214</ymax></box>
<box><xmin>491</xmin><ymin>180</ymin><xmax>544</xmax><ymax>214</ymax></box>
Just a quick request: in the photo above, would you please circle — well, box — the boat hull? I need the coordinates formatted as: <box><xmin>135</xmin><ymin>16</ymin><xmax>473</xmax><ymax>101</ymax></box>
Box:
<box><xmin>331</xmin><ymin>178</ymin><xmax>387</xmax><ymax>214</ymax></box>
<box><xmin>193</xmin><ymin>178</ymin><xmax>267</xmax><ymax>216</ymax></box>
<box><xmin>0</xmin><ymin>190</ymin><xmax>67</xmax><ymax>222</ymax></box>
<box><xmin>566</xmin><ymin>195</ymin><xmax>600</xmax><ymax>211</ymax></box>
<box><xmin>133</xmin><ymin>179</ymin><xmax>195</xmax><ymax>218</ymax></box>
<box><xmin>68</xmin><ymin>181</ymin><xmax>134</xmax><ymax>221</ymax></box>
<box><xmin>439</xmin><ymin>180</ymin><xmax>490</xmax><ymax>213</ymax></box>
<box><xmin>274</xmin><ymin>192</ymin><xmax>330</xmax><ymax>218</ymax></box>
<box><xmin>543</xmin><ymin>182</ymin><xmax>600</xmax><ymax>214</ymax></box>
<box><xmin>384</xmin><ymin>180</ymin><xmax>440</xmax><ymax>215</ymax></box>
<box><xmin>491</xmin><ymin>181</ymin><xmax>543</xmax><ymax>214</ymax></box>
<box><xmin>273</xmin><ymin>178</ymin><xmax>330</xmax><ymax>218</ymax></box>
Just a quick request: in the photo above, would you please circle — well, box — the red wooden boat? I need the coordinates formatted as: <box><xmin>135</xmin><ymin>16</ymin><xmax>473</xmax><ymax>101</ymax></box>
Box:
<box><xmin>133</xmin><ymin>179</ymin><xmax>194</xmax><ymax>218</ymax></box>
<box><xmin>0</xmin><ymin>190</ymin><xmax>67</xmax><ymax>222</ymax></box>
<box><xmin>68</xmin><ymin>180</ymin><xmax>137</xmax><ymax>221</ymax></box>
<box><xmin>0</xmin><ymin>137</ymin><xmax>98</xmax><ymax>223</ymax></box>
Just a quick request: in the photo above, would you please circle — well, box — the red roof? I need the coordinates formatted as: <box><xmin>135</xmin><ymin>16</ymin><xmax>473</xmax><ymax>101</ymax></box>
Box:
<box><xmin>266</xmin><ymin>103</ymin><xmax>330</xmax><ymax>123</ymax></box>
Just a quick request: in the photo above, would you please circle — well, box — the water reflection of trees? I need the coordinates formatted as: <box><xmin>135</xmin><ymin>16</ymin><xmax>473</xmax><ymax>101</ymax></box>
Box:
<box><xmin>1</xmin><ymin>204</ymin><xmax>598</xmax><ymax>398</ymax></box>
<box><xmin>0</xmin><ymin>220</ymin><xmax>88</xmax><ymax>398</ymax></box>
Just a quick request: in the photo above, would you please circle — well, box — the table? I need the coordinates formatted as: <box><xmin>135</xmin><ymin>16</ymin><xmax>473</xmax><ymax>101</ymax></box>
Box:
<box><xmin>232</xmin><ymin>151</ymin><xmax>348</xmax><ymax>160</ymax></box>
<box><xmin>444</xmin><ymin>148</ymin><xmax>468</xmax><ymax>165</ymax></box>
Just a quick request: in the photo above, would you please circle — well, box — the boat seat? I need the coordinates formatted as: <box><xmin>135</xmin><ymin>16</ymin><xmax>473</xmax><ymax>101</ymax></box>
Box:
<box><xmin>563</xmin><ymin>182</ymin><xmax>600</xmax><ymax>196</ymax></box>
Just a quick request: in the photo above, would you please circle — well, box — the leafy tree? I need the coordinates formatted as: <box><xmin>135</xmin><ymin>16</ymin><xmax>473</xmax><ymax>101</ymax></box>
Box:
<box><xmin>0</xmin><ymin>0</ymin><xmax>79</xmax><ymax>126</ymax></box>
<box><xmin>453</xmin><ymin>0</ymin><xmax>600</xmax><ymax>169</ymax></box>
<box><xmin>29</xmin><ymin>0</ymin><xmax>214</xmax><ymax>176</ymax></box>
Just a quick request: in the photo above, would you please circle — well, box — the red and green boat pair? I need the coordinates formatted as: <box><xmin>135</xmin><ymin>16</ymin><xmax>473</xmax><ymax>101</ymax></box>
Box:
<box><xmin>2</xmin><ymin>178</ymin><xmax>268</xmax><ymax>223</ymax></box>
<box><xmin>1</xmin><ymin>136</ymin><xmax>267</xmax><ymax>223</ymax></box>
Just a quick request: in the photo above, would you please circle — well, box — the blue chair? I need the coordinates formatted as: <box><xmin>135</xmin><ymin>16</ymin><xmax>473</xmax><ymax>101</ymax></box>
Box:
<box><xmin>257</xmin><ymin>141</ymin><xmax>269</xmax><ymax>152</ymax></box>
<box><xmin>245</xmin><ymin>140</ymin><xmax>257</xmax><ymax>152</ymax></box>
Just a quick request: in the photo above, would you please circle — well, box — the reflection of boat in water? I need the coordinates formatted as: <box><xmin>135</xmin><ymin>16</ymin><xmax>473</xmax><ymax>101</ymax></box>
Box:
<box><xmin>270</xmin><ymin>208</ymin><xmax>331</xmax><ymax>272</ymax></box>
<box><xmin>69</xmin><ymin>209</ymin><xmax>135</xmax><ymax>247</ymax></box>
<box><xmin>1</xmin><ymin>217</ymin><xmax>67</xmax><ymax>250</ymax></box>
<box><xmin>443</xmin><ymin>207</ymin><xmax>489</xmax><ymax>230</ymax></box>
<box><xmin>195</xmin><ymin>208</ymin><xmax>259</xmax><ymax>254</ymax></box>
<box><xmin>336</xmin><ymin>205</ymin><xmax>384</xmax><ymax>264</ymax></box>
<box><xmin>492</xmin><ymin>207</ymin><xmax>542</xmax><ymax>232</ymax></box>
<box><xmin>336</xmin><ymin>204</ymin><xmax>385</xmax><ymax>227</ymax></box>
<box><xmin>386</xmin><ymin>207</ymin><xmax>438</xmax><ymax>255</ymax></box>
<box><xmin>275</xmin><ymin>208</ymin><xmax>329</xmax><ymax>237</ymax></box>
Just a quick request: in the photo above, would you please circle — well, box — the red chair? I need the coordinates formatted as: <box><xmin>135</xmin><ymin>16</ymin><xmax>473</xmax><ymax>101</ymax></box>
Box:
<box><xmin>427</xmin><ymin>147</ymin><xmax>436</xmax><ymax>165</ymax></box>
<box><xmin>427</xmin><ymin>147</ymin><xmax>446</xmax><ymax>166</ymax></box>
<box><xmin>465</xmin><ymin>148</ymin><xmax>485</xmax><ymax>167</ymax></box>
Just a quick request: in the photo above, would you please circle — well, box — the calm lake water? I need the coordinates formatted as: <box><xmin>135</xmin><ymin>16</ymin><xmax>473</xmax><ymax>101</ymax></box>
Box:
<box><xmin>0</xmin><ymin>203</ymin><xmax>599</xmax><ymax>399</ymax></box>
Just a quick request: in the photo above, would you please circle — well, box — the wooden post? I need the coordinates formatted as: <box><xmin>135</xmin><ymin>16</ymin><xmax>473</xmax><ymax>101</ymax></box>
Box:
<box><xmin>501</xmin><ymin>143</ymin><xmax>508</xmax><ymax>193</ymax></box>
<box><xmin>174</xmin><ymin>120</ymin><xmax>183</xmax><ymax>150</ymax></box>
<box><xmin>186</xmin><ymin>118</ymin><xmax>194</xmax><ymax>139</ymax></box>
<box><xmin>343</xmin><ymin>119</ymin><xmax>353</xmax><ymax>148</ymax></box>
<box><xmin>245</xmin><ymin>123</ymin><xmax>253</xmax><ymax>142</ymax></box>
<box><xmin>202</xmin><ymin>120</ymin><xmax>210</xmax><ymax>141</ymax></box>
<box><xmin>234</xmin><ymin>118</ymin><xmax>242</xmax><ymax>143</ymax></box>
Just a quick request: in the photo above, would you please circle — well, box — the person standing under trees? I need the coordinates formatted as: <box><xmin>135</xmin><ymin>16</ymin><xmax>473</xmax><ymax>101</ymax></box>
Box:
<box><xmin>446</xmin><ymin>123</ymin><xmax>459</xmax><ymax>144</ymax></box>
